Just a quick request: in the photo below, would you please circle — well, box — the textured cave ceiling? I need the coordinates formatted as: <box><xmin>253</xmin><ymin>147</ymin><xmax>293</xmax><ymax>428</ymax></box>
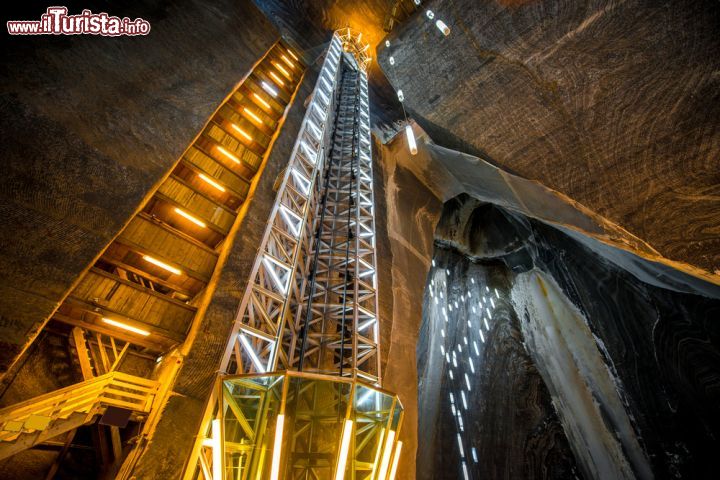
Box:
<box><xmin>253</xmin><ymin>0</ymin><xmax>406</xmax><ymax>138</ymax></box>
<box><xmin>254</xmin><ymin>0</ymin><xmax>720</xmax><ymax>282</ymax></box>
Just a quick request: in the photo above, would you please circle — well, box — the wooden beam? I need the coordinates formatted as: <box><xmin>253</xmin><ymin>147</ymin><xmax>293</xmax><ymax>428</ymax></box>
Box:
<box><xmin>109</xmin><ymin>341</ymin><xmax>130</xmax><ymax>372</ymax></box>
<box><xmin>99</xmin><ymin>256</ymin><xmax>196</xmax><ymax>299</ymax></box>
<box><xmin>71</xmin><ymin>327</ymin><xmax>94</xmax><ymax>380</ymax></box>
<box><xmin>179</xmin><ymin>157</ymin><xmax>249</xmax><ymax>201</ymax></box>
<box><xmin>109</xmin><ymin>426</ymin><xmax>123</xmax><ymax>467</ymax></box>
<box><xmin>85</xmin><ymin>267</ymin><xmax>200</xmax><ymax>312</ymax></box>
<box><xmin>43</xmin><ymin>429</ymin><xmax>77</xmax><ymax>480</ymax></box>
<box><xmin>96</xmin><ymin>333</ymin><xmax>111</xmax><ymax>374</ymax></box>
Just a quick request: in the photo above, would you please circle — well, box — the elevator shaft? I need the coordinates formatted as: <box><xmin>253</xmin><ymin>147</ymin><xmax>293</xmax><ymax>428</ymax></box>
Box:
<box><xmin>297</xmin><ymin>64</ymin><xmax>378</xmax><ymax>382</ymax></box>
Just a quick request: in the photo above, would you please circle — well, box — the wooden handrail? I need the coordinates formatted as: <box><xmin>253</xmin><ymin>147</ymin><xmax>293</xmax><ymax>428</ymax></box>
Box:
<box><xmin>0</xmin><ymin>372</ymin><xmax>160</xmax><ymax>435</ymax></box>
<box><xmin>0</xmin><ymin>373</ymin><xmax>113</xmax><ymax>417</ymax></box>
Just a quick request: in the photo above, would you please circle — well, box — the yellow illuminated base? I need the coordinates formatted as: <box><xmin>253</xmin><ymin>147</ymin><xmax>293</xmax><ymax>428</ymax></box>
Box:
<box><xmin>195</xmin><ymin>371</ymin><xmax>403</xmax><ymax>480</ymax></box>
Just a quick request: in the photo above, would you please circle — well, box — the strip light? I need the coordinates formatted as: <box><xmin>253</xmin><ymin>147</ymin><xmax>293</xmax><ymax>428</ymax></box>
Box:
<box><xmin>263</xmin><ymin>255</ymin><xmax>291</xmax><ymax>293</ymax></box>
<box><xmin>239</xmin><ymin>333</ymin><xmax>266</xmax><ymax>373</ymax></box>
<box><xmin>280</xmin><ymin>54</ymin><xmax>295</xmax><ymax>69</ymax></box>
<box><xmin>243</xmin><ymin>108</ymin><xmax>263</xmax><ymax>125</ymax></box>
<box><xmin>142</xmin><ymin>254</ymin><xmax>182</xmax><ymax>275</ymax></box>
<box><xmin>174</xmin><ymin>207</ymin><xmax>207</xmax><ymax>228</ymax></box>
<box><xmin>253</xmin><ymin>93</ymin><xmax>272</xmax><ymax>110</ymax></box>
<box><xmin>371</xmin><ymin>429</ymin><xmax>386</xmax><ymax>479</ymax></box>
<box><xmin>217</xmin><ymin>145</ymin><xmax>240</xmax><ymax>164</ymax></box>
<box><xmin>198</xmin><ymin>173</ymin><xmax>226</xmax><ymax>192</ymax></box>
<box><xmin>211</xmin><ymin>419</ymin><xmax>222</xmax><ymax>480</ymax></box>
<box><xmin>287</xmin><ymin>49</ymin><xmax>298</xmax><ymax>61</ymax></box>
<box><xmin>377</xmin><ymin>430</ymin><xmax>396</xmax><ymax>480</ymax></box>
<box><xmin>388</xmin><ymin>441</ymin><xmax>403</xmax><ymax>480</ymax></box>
<box><xmin>436</xmin><ymin>20</ymin><xmax>451</xmax><ymax>36</ymax></box>
<box><xmin>231</xmin><ymin>124</ymin><xmax>253</xmax><ymax>142</ymax></box>
<box><xmin>269</xmin><ymin>71</ymin><xmax>285</xmax><ymax>86</ymax></box>
<box><xmin>405</xmin><ymin>124</ymin><xmax>418</xmax><ymax>155</ymax></box>
<box><xmin>269</xmin><ymin>414</ymin><xmax>285</xmax><ymax>480</ymax></box>
<box><xmin>102</xmin><ymin>317</ymin><xmax>150</xmax><ymax>336</ymax></box>
<box><xmin>273</xmin><ymin>61</ymin><xmax>292</xmax><ymax>80</ymax></box>
<box><xmin>261</xmin><ymin>81</ymin><xmax>279</xmax><ymax>97</ymax></box>
<box><xmin>334</xmin><ymin>419</ymin><xmax>354</xmax><ymax>480</ymax></box>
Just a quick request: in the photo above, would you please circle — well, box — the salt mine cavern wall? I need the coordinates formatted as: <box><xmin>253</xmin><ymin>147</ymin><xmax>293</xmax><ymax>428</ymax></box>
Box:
<box><xmin>378</xmin><ymin>0</ymin><xmax>720</xmax><ymax>277</ymax></box>
<box><xmin>418</xmin><ymin>194</ymin><xmax>720</xmax><ymax>479</ymax></box>
<box><xmin>0</xmin><ymin>0</ymin><xmax>283</xmax><ymax>377</ymax></box>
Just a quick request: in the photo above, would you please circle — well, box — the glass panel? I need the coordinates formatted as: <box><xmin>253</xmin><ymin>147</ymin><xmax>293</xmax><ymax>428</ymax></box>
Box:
<box><xmin>222</xmin><ymin>374</ymin><xmax>284</xmax><ymax>480</ymax></box>
<box><xmin>218</xmin><ymin>373</ymin><xmax>401</xmax><ymax>480</ymax></box>
<box><xmin>283</xmin><ymin>376</ymin><xmax>351</xmax><ymax>479</ymax></box>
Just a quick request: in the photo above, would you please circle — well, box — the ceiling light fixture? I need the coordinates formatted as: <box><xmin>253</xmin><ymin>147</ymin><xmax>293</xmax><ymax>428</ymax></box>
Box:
<box><xmin>231</xmin><ymin>124</ymin><xmax>253</xmax><ymax>142</ymax></box>
<box><xmin>253</xmin><ymin>93</ymin><xmax>272</xmax><ymax>110</ymax></box>
<box><xmin>268</xmin><ymin>71</ymin><xmax>285</xmax><ymax>87</ymax></box>
<box><xmin>243</xmin><ymin>107</ymin><xmax>263</xmax><ymax>124</ymax></box>
<box><xmin>436</xmin><ymin>20</ymin><xmax>451</xmax><ymax>36</ymax></box>
<box><xmin>198</xmin><ymin>173</ymin><xmax>226</xmax><ymax>192</ymax></box>
<box><xmin>261</xmin><ymin>81</ymin><xmax>279</xmax><ymax>97</ymax></box>
<box><xmin>405</xmin><ymin>124</ymin><xmax>417</xmax><ymax>155</ymax></box>
<box><xmin>102</xmin><ymin>317</ymin><xmax>150</xmax><ymax>336</ymax></box>
<box><xmin>174</xmin><ymin>207</ymin><xmax>207</xmax><ymax>228</ymax></box>
<box><xmin>217</xmin><ymin>145</ymin><xmax>240</xmax><ymax>164</ymax></box>
<box><xmin>142</xmin><ymin>255</ymin><xmax>182</xmax><ymax>275</ymax></box>
<box><xmin>273</xmin><ymin>62</ymin><xmax>292</xmax><ymax>79</ymax></box>
<box><xmin>280</xmin><ymin>54</ymin><xmax>295</xmax><ymax>69</ymax></box>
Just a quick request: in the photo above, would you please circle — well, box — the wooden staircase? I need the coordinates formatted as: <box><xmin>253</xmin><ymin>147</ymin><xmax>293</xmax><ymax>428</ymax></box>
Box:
<box><xmin>0</xmin><ymin>372</ymin><xmax>159</xmax><ymax>460</ymax></box>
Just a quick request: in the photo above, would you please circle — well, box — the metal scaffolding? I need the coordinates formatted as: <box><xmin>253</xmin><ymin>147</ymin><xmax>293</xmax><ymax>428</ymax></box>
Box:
<box><xmin>295</xmin><ymin>62</ymin><xmax>380</xmax><ymax>383</ymax></box>
<box><xmin>185</xmin><ymin>30</ymin><xmax>397</xmax><ymax>480</ymax></box>
<box><xmin>217</xmin><ymin>31</ymin><xmax>380</xmax><ymax>385</ymax></box>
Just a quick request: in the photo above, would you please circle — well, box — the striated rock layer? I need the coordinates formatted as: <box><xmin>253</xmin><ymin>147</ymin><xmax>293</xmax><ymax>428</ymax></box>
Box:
<box><xmin>379</xmin><ymin>0</ymin><xmax>720</xmax><ymax>275</ymax></box>
<box><xmin>417</xmin><ymin>194</ymin><xmax>720</xmax><ymax>478</ymax></box>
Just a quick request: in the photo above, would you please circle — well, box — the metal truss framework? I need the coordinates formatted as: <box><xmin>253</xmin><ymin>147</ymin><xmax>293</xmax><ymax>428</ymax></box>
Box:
<box><xmin>219</xmin><ymin>32</ymin><xmax>380</xmax><ymax>385</ymax></box>
<box><xmin>295</xmin><ymin>64</ymin><xmax>379</xmax><ymax>383</ymax></box>
<box><xmin>186</xmin><ymin>31</ymin><xmax>388</xmax><ymax>480</ymax></box>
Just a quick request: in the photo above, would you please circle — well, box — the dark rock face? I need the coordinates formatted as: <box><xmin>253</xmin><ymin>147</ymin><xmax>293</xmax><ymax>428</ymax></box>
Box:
<box><xmin>418</xmin><ymin>194</ymin><xmax>720</xmax><ymax>478</ymax></box>
<box><xmin>418</xmin><ymin>210</ymin><xmax>578</xmax><ymax>479</ymax></box>
<box><xmin>379</xmin><ymin>0</ymin><xmax>720</xmax><ymax>275</ymax></box>
<box><xmin>0</xmin><ymin>0</ymin><xmax>280</xmax><ymax>373</ymax></box>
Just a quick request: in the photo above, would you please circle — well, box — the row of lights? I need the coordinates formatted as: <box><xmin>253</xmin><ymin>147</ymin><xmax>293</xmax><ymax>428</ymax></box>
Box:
<box><xmin>386</xmin><ymin>1</ymin><xmax>451</xmax><ymax>156</ymax></box>
<box><xmin>101</xmin><ymin>47</ymin><xmax>300</xmax><ymax>341</ymax></box>
<box><xmin>215</xmin><ymin>48</ymin><xmax>300</xmax><ymax>165</ymax></box>
<box><xmin>187</xmin><ymin>49</ymin><xmax>298</xmax><ymax>249</ymax></box>
<box><xmin>429</xmin><ymin>259</ymin><xmax>504</xmax><ymax>479</ymax></box>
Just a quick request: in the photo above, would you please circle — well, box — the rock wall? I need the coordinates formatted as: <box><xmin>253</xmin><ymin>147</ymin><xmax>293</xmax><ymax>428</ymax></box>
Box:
<box><xmin>0</xmin><ymin>0</ymin><xmax>280</xmax><ymax>374</ymax></box>
<box><xmin>418</xmin><ymin>203</ymin><xmax>578</xmax><ymax>479</ymax></box>
<box><xmin>374</xmin><ymin>134</ymin><xmax>443</xmax><ymax>479</ymax></box>
<box><xmin>417</xmin><ymin>194</ymin><xmax>720</xmax><ymax>478</ymax></box>
<box><xmin>378</xmin><ymin>0</ymin><xmax>720</xmax><ymax>276</ymax></box>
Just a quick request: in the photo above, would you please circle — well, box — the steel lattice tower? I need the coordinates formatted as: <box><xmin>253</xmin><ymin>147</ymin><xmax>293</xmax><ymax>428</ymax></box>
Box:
<box><xmin>185</xmin><ymin>30</ymin><xmax>402</xmax><ymax>480</ymax></box>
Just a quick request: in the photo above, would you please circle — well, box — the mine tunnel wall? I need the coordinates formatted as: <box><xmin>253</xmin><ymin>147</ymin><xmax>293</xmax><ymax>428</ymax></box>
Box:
<box><xmin>417</xmin><ymin>194</ymin><xmax>720</xmax><ymax>479</ymax></box>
